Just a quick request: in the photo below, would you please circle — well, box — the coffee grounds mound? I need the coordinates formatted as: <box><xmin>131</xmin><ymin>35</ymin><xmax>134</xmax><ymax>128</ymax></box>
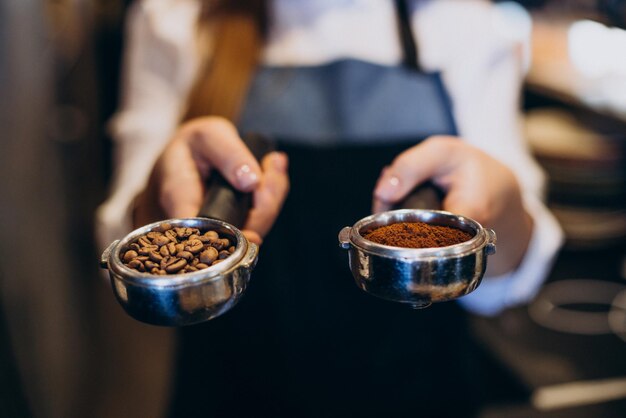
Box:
<box><xmin>364</xmin><ymin>222</ymin><xmax>473</xmax><ymax>248</ymax></box>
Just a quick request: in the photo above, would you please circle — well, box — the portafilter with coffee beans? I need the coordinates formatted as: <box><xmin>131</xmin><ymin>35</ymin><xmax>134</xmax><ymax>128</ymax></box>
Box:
<box><xmin>100</xmin><ymin>135</ymin><xmax>273</xmax><ymax>326</ymax></box>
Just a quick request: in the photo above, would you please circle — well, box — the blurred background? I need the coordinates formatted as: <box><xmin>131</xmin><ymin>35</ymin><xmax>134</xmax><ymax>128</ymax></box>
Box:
<box><xmin>0</xmin><ymin>0</ymin><xmax>624</xmax><ymax>417</ymax></box>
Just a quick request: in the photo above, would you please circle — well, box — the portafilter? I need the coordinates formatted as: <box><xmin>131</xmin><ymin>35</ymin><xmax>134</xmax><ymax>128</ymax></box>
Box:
<box><xmin>338</xmin><ymin>185</ymin><xmax>497</xmax><ymax>308</ymax></box>
<box><xmin>100</xmin><ymin>134</ymin><xmax>273</xmax><ymax>326</ymax></box>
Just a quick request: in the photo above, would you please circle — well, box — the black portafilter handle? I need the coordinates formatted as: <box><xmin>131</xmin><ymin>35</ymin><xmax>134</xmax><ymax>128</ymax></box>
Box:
<box><xmin>198</xmin><ymin>134</ymin><xmax>275</xmax><ymax>229</ymax></box>
<box><xmin>394</xmin><ymin>181</ymin><xmax>444</xmax><ymax>210</ymax></box>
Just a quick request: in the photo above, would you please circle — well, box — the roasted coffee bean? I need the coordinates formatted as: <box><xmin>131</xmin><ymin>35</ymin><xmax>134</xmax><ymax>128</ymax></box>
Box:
<box><xmin>138</xmin><ymin>236</ymin><xmax>152</xmax><ymax>247</ymax></box>
<box><xmin>176</xmin><ymin>251</ymin><xmax>194</xmax><ymax>261</ymax></box>
<box><xmin>211</xmin><ymin>238</ymin><xmax>230</xmax><ymax>251</ymax></box>
<box><xmin>175</xmin><ymin>227</ymin><xmax>196</xmax><ymax>238</ymax></box>
<box><xmin>198</xmin><ymin>231</ymin><xmax>219</xmax><ymax>244</ymax></box>
<box><xmin>122</xmin><ymin>225</ymin><xmax>236</xmax><ymax>275</ymax></box>
<box><xmin>198</xmin><ymin>234</ymin><xmax>213</xmax><ymax>243</ymax></box>
<box><xmin>185</xmin><ymin>239</ymin><xmax>204</xmax><ymax>254</ymax></box>
<box><xmin>200</xmin><ymin>247</ymin><xmax>218</xmax><ymax>264</ymax></box>
<box><xmin>145</xmin><ymin>260</ymin><xmax>158</xmax><ymax>270</ymax></box>
<box><xmin>165</xmin><ymin>258</ymin><xmax>187</xmax><ymax>274</ymax></box>
<box><xmin>159</xmin><ymin>256</ymin><xmax>168</xmax><ymax>269</ymax></box>
<box><xmin>149</xmin><ymin>250</ymin><xmax>164</xmax><ymax>262</ymax></box>
<box><xmin>211</xmin><ymin>259</ymin><xmax>224</xmax><ymax>266</ymax></box>
<box><xmin>153</xmin><ymin>235</ymin><xmax>170</xmax><ymax>247</ymax></box>
<box><xmin>123</xmin><ymin>250</ymin><xmax>138</xmax><ymax>263</ymax></box>
<box><xmin>146</xmin><ymin>231</ymin><xmax>161</xmax><ymax>241</ymax></box>
<box><xmin>128</xmin><ymin>259</ymin><xmax>145</xmax><ymax>272</ymax></box>
<box><xmin>204</xmin><ymin>231</ymin><xmax>219</xmax><ymax>240</ymax></box>
<box><xmin>164</xmin><ymin>229</ymin><xmax>178</xmax><ymax>243</ymax></box>
<box><xmin>138</xmin><ymin>245</ymin><xmax>158</xmax><ymax>255</ymax></box>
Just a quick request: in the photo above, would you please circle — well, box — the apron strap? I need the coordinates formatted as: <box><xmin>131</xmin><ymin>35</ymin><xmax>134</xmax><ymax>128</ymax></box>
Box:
<box><xmin>393</xmin><ymin>0</ymin><xmax>458</xmax><ymax>134</ymax></box>
<box><xmin>394</xmin><ymin>0</ymin><xmax>423</xmax><ymax>72</ymax></box>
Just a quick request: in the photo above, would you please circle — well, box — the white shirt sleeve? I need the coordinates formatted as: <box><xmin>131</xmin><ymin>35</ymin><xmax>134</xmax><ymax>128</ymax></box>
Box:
<box><xmin>95</xmin><ymin>0</ymin><xmax>199</xmax><ymax>252</ymax></box>
<box><xmin>458</xmin><ymin>194</ymin><xmax>563</xmax><ymax>315</ymax></box>
<box><xmin>416</xmin><ymin>1</ymin><xmax>564</xmax><ymax>315</ymax></box>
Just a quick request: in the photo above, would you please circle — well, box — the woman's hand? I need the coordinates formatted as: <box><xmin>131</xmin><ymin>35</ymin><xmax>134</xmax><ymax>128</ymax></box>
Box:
<box><xmin>373</xmin><ymin>136</ymin><xmax>533</xmax><ymax>276</ymax></box>
<box><xmin>135</xmin><ymin>117</ymin><xmax>289</xmax><ymax>245</ymax></box>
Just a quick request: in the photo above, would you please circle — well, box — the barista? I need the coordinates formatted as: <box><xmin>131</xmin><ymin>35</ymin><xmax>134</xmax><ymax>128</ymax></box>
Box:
<box><xmin>97</xmin><ymin>0</ymin><xmax>563</xmax><ymax>416</ymax></box>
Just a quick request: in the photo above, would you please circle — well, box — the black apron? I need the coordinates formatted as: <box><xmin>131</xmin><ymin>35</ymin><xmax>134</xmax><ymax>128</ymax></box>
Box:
<box><xmin>168</xmin><ymin>4</ymin><xmax>516</xmax><ymax>417</ymax></box>
<box><xmin>168</xmin><ymin>70</ymin><xmax>485</xmax><ymax>418</ymax></box>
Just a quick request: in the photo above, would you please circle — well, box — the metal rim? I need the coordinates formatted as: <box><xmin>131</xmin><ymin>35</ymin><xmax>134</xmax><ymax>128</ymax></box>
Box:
<box><xmin>107</xmin><ymin>217</ymin><xmax>249</xmax><ymax>288</ymax></box>
<box><xmin>349</xmin><ymin>209</ymin><xmax>489</xmax><ymax>259</ymax></box>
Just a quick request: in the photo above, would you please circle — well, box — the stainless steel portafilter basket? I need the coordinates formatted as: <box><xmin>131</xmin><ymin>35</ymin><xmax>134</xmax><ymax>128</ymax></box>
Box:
<box><xmin>100</xmin><ymin>217</ymin><xmax>257</xmax><ymax>326</ymax></box>
<box><xmin>99</xmin><ymin>135</ymin><xmax>272</xmax><ymax>326</ymax></box>
<box><xmin>338</xmin><ymin>209</ymin><xmax>497</xmax><ymax>308</ymax></box>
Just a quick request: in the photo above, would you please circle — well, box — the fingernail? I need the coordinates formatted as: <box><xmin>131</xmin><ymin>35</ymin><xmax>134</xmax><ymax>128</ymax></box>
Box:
<box><xmin>388</xmin><ymin>176</ymin><xmax>400</xmax><ymax>187</ymax></box>
<box><xmin>375</xmin><ymin>175</ymin><xmax>400</xmax><ymax>201</ymax></box>
<box><xmin>271</xmin><ymin>152</ymin><xmax>288</xmax><ymax>172</ymax></box>
<box><xmin>235</xmin><ymin>163</ymin><xmax>259</xmax><ymax>190</ymax></box>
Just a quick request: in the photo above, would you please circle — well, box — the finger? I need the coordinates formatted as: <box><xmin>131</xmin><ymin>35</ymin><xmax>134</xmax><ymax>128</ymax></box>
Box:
<box><xmin>373</xmin><ymin>136</ymin><xmax>458</xmax><ymax>204</ymax></box>
<box><xmin>372</xmin><ymin>167</ymin><xmax>395</xmax><ymax>213</ymax></box>
<box><xmin>244</xmin><ymin>151</ymin><xmax>290</xmax><ymax>238</ymax></box>
<box><xmin>372</xmin><ymin>199</ymin><xmax>394</xmax><ymax>214</ymax></box>
<box><xmin>181</xmin><ymin>117</ymin><xmax>262</xmax><ymax>192</ymax></box>
<box><xmin>442</xmin><ymin>186</ymin><xmax>480</xmax><ymax>219</ymax></box>
<box><xmin>242</xmin><ymin>230</ymin><xmax>263</xmax><ymax>246</ymax></box>
<box><xmin>157</xmin><ymin>140</ymin><xmax>205</xmax><ymax>218</ymax></box>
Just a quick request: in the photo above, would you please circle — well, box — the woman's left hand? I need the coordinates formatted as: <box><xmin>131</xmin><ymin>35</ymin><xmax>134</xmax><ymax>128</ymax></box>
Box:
<box><xmin>373</xmin><ymin>135</ymin><xmax>533</xmax><ymax>276</ymax></box>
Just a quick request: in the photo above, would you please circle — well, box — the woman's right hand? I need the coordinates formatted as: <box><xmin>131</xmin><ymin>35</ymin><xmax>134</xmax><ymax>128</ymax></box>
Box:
<box><xmin>134</xmin><ymin>117</ymin><xmax>290</xmax><ymax>245</ymax></box>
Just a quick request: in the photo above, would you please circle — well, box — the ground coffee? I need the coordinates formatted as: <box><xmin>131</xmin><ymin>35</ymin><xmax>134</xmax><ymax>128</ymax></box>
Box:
<box><xmin>364</xmin><ymin>222</ymin><xmax>473</xmax><ymax>248</ymax></box>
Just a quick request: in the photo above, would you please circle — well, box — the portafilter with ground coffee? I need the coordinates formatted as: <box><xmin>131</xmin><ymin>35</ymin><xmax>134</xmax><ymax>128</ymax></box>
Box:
<box><xmin>339</xmin><ymin>186</ymin><xmax>497</xmax><ymax>309</ymax></box>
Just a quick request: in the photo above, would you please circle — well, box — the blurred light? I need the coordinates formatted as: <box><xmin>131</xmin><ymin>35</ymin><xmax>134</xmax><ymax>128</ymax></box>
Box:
<box><xmin>568</xmin><ymin>19</ymin><xmax>626</xmax><ymax>78</ymax></box>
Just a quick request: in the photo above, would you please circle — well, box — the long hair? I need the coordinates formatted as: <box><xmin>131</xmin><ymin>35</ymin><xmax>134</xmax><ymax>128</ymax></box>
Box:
<box><xmin>182</xmin><ymin>0</ymin><xmax>268</xmax><ymax>123</ymax></box>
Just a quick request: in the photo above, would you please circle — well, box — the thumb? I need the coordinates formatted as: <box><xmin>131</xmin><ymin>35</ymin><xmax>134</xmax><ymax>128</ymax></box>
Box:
<box><xmin>373</xmin><ymin>136</ymin><xmax>458</xmax><ymax>206</ymax></box>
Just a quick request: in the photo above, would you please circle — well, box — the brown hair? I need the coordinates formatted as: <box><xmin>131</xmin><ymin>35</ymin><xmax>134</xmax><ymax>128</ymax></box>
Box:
<box><xmin>182</xmin><ymin>0</ymin><xmax>268</xmax><ymax>123</ymax></box>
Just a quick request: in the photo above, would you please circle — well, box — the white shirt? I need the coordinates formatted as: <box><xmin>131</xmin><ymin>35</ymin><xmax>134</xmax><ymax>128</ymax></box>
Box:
<box><xmin>96</xmin><ymin>0</ymin><xmax>564</xmax><ymax>315</ymax></box>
